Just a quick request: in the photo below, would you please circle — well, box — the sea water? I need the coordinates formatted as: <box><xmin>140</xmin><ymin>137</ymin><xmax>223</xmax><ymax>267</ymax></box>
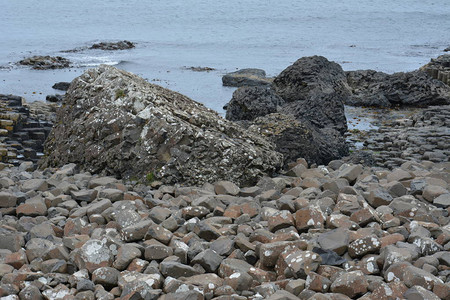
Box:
<box><xmin>1</xmin><ymin>0</ymin><xmax>449</xmax><ymax>114</ymax></box>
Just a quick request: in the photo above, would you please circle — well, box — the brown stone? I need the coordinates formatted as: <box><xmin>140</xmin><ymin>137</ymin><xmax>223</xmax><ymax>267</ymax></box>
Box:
<box><xmin>268</xmin><ymin>210</ymin><xmax>295</xmax><ymax>232</ymax></box>
<box><xmin>349</xmin><ymin>208</ymin><xmax>376</xmax><ymax>227</ymax></box>
<box><xmin>16</xmin><ymin>199</ymin><xmax>47</xmax><ymax>217</ymax></box>
<box><xmin>306</xmin><ymin>272</ymin><xmax>331</xmax><ymax>293</ymax></box>
<box><xmin>370</xmin><ymin>281</ymin><xmax>408</xmax><ymax>300</ymax></box>
<box><xmin>330</xmin><ymin>271</ymin><xmax>368</xmax><ymax>298</ymax></box>
<box><xmin>258</xmin><ymin>240</ymin><xmax>308</xmax><ymax>267</ymax></box>
<box><xmin>348</xmin><ymin>236</ymin><xmax>381</xmax><ymax>258</ymax></box>
<box><xmin>433</xmin><ymin>282</ymin><xmax>450</xmax><ymax>300</ymax></box>
<box><xmin>295</xmin><ymin>207</ymin><xmax>325</xmax><ymax>232</ymax></box>
<box><xmin>4</xmin><ymin>250</ymin><xmax>28</xmax><ymax>269</ymax></box>
<box><xmin>276</xmin><ymin>250</ymin><xmax>322</xmax><ymax>279</ymax></box>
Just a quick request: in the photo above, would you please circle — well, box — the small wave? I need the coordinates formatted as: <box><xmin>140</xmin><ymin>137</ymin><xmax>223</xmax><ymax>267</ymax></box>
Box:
<box><xmin>70</xmin><ymin>56</ymin><xmax>122</xmax><ymax>67</ymax></box>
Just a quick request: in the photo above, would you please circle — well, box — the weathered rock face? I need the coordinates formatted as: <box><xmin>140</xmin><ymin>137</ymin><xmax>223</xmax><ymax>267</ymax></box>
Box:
<box><xmin>225</xmin><ymin>86</ymin><xmax>284</xmax><ymax>121</ymax></box>
<box><xmin>40</xmin><ymin>65</ymin><xmax>283</xmax><ymax>186</ymax></box>
<box><xmin>420</xmin><ymin>54</ymin><xmax>450</xmax><ymax>85</ymax></box>
<box><xmin>272</xmin><ymin>55</ymin><xmax>351</xmax><ymax>103</ymax></box>
<box><xmin>249</xmin><ymin>113</ymin><xmax>348</xmax><ymax>166</ymax></box>
<box><xmin>346</xmin><ymin>70</ymin><xmax>450</xmax><ymax>107</ymax></box>
<box><xmin>89</xmin><ymin>40</ymin><xmax>135</xmax><ymax>50</ymax></box>
<box><xmin>280</xmin><ymin>91</ymin><xmax>347</xmax><ymax>134</ymax></box>
<box><xmin>18</xmin><ymin>56</ymin><xmax>71</xmax><ymax>70</ymax></box>
<box><xmin>222</xmin><ymin>68</ymin><xmax>273</xmax><ymax>87</ymax></box>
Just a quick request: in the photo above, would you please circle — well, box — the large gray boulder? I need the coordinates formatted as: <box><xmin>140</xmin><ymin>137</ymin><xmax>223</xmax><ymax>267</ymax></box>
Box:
<box><xmin>40</xmin><ymin>65</ymin><xmax>283</xmax><ymax>186</ymax></box>
<box><xmin>272</xmin><ymin>56</ymin><xmax>349</xmax><ymax>134</ymax></box>
<box><xmin>346</xmin><ymin>70</ymin><xmax>450</xmax><ymax>107</ymax></box>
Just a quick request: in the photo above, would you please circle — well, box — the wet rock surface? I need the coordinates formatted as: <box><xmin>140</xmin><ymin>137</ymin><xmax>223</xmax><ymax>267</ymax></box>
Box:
<box><xmin>18</xmin><ymin>56</ymin><xmax>71</xmax><ymax>70</ymax></box>
<box><xmin>222</xmin><ymin>69</ymin><xmax>273</xmax><ymax>87</ymax></box>
<box><xmin>89</xmin><ymin>40</ymin><xmax>135</xmax><ymax>51</ymax></box>
<box><xmin>40</xmin><ymin>65</ymin><xmax>283</xmax><ymax>186</ymax></box>
<box><xmin>346</xmin><ymin>70</ymin><xmax>450</xmax><ymax>107</ymax></box>
<box><xmin>0</xmin><ymin>156</ymin><xmax>448</xmax><ymax>299</ymax></box>
<box><xmin>358</xmin><ymin>105</ymin><xmax>450</xmax><ymax>169</ymax></box>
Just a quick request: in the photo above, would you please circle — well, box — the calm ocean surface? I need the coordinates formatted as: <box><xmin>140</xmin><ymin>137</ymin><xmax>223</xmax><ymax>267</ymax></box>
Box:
<box><xmin>1</xmin><ymin>0</ymin><xmax>449</xmax><ymax>114</ymax></box>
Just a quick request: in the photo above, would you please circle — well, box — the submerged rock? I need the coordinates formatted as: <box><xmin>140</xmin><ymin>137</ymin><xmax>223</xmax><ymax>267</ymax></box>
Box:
<box><xmin>222</xmin><ymin>68</ymin><xmax>273</xmax><ymax>87</ymax></box>
<box><xmin>40</xmin><ymin>65</ymin><xmax>283</xmax><ymax>186</ymax></box>
<box><xmin>52</xmin><ymin>82</ymin><xmax>71</xmax><ymax>91</ymax></box>
<box><xmin>89</xmin><ymin>40</ymin><xmax>135</xmax><ymax>50</ymax></box>
<box><xmin>18</xmin><ymin>56</ymin><xmax>71</xmax><ymax>70</ymax></box>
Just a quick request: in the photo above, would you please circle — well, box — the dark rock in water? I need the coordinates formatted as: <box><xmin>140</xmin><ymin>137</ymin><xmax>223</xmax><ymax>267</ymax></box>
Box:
<box><xmin>225</xmin><ymin>86</ymin><xmax>284</xmax><ymax>121</ymax></box>
<box><xmin>52</xmin><ymin>82</ymin><xmax>71</xmax><ymax>91</ymax></box>
<box><xmin>40</xmin><ymin>65</ymin><xmax>283</xmax><ymax>186</ymax></box>
<box><xmin>420</xmin><ymin>54</ymin><xmax>450</xmax><ymax>86</ymax></box>
<box><xmin>90</xmin><ymin>40</ymin><xmax>135</xmax><ymax>50</ymax></box>
<box><xmin>222</xmin><ymin>68</ymin><xmax>273</xmax><ymax>87</ymax></box>
<box><xmin>272</xmin><ymin>55</ymin><xmax>351</xmax><ymax>103</ymax></box>
<box><xmin>249</xmin><ymin>113</ymin><xmax>348</xmax><ymax>166</ymax></box>
<box><xmin>444</xmin><ymin>47</ymin><xmax>450</xmax><ymax>52</ymax></box>
<box><xmin>346</xmin><ymin>70</ymin><xmax>450</xmax><ymax>107</ymax></box>
<box><xmin>184</xmin><ymin>66</ymin><xmax>215</xmax><ymax>72</ymax></box>
<box><xmin>46</xmin><ymin>94</ymin><xmax>63</xmax><ymax>102</ymax></box>
<box><xmin>224</xmin><ymin>56</ymin><xmax>350</xmax><ymax>166</ymax></box>
<box><xmin>18</xmin><ymin>56</ymin><xmax>71</xmax><ymax>70</ymax></box>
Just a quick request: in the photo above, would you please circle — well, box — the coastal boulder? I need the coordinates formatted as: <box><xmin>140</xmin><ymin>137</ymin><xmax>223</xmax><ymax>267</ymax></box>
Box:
<box><xmin>272</xmin><ymin>55</ymin><xmax>351</xmax><ymax>103</ymax></box>
<box><xmin>225</xmin><ymin>86</ymin><xmax>284</xmax><ymax>121</ymax></box>
<box><xmin>346</xmin><ymin>70</ymin><xmax>450</xmax><ymax>107</ymax></box>
<box><xmin>222</xmin><ymin>68</ymin><xmax>273</xmax><ymax>87</ymax></box>
<box><xmin>40</xmin><ymin>65</ymin><xmax>283</xmax><ymax>186</ymax></box>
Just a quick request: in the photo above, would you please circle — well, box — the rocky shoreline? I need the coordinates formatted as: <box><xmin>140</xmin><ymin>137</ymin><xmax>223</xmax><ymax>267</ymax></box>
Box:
<box><xmin>0</xmin><ymin>155</ymin><xmax>448</xmax><ymax>299</ymax></box>
<box><xmin>0</xmin><ymin>54</ymin><xmax>449</xmax><ymax>299</ymax></box>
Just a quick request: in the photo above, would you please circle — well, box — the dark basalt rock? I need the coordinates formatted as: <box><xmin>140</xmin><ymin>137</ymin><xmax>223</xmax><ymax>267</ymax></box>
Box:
<box><xmin>272</xmin><ymin>55</ymin><xmax>351</xmax><ymax>103</ymax></box>
<box><xmin>249</xmin><ymin>113</ymin><xmax>348</xmax><ymax>166</ymax></box>
<box><xmin>46</xmin><ymin>94</ymin><xmax>63</xmax><ymax>102</ymax></box>
<box><xmin>90</xmin><ymin>40</ymin><xmax>135</xmax><ymax>50</ymax></box>
<box><xmin>52</xmin><ymin>82</ymin><xmax>71</xmax><ymax>91</ymax></box>
<box><xmin>280</xmin><ymin>91</ymin><xmax>347</xmax><ymax>134</ymax></box>
<box><xmin>420</xmin><ymin>54</ymin><xmax>450</xmax><ymax>86</ymax></box>
<box><xmin>225</xmin><ymin>56</ymin><xmax>350</xmax><ymax>166</ymax></box>
<box><xmin>346</xmin><ymin>69</ymin><xmax>450</xmax><ymax>107</ymax></box>
<box><xmin>225</xmin><ymin>86</ymin><xmax>284</xmax><ymax>121</ymax></box>
<box><xmin>40</xmin><ymin>65</ymin><xmax>283</xmax><ymax>186</ymax></box>
<box><xmin>18</xmin><ymin>56</ymin><xmax>71</xmax><ymax>70</ymax></box>
<box><xmin>222</xmin><ymin>68</ymin><xmax>273</xmax><ymax>87</ymax></box>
